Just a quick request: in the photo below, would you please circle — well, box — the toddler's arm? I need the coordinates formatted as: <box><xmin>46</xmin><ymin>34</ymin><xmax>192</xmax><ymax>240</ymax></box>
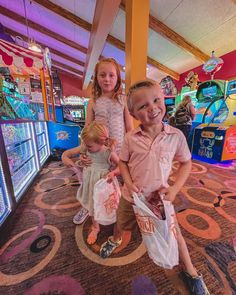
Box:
<box><xmin>160</xmin><ymin>159</ymin><xmax>192</xmax><ymax>202</ymax></box>
<box><xmin>61</xmin><ymin>146</ymin><xmax>82</xmax><ymax>168</ymax></box>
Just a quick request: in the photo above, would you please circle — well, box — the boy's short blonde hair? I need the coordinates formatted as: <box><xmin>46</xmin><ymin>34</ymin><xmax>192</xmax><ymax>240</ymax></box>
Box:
<box><xmin>127</xmin><ymin>80</ymin><xmax>161</xmax><ymax>114</ymax></box>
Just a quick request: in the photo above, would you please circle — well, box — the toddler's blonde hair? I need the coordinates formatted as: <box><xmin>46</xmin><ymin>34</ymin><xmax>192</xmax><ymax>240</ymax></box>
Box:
<box><xmin>81</xmin><ymin>121</ymin><xmax>116</xmax><ymax>151</ymax></box>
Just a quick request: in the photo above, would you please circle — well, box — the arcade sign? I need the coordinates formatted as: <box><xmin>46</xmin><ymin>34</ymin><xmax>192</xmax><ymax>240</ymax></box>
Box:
<box><xmin>61</xmin><ymin>96</ymin><xmax>89</xmax><ymax>105</ymax></box>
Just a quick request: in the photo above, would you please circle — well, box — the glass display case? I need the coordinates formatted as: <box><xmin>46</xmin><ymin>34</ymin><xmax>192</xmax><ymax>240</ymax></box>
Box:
<box><xmin>0</xmin><ymin>157</ymin><xmax>11</xmax><ymax>226</ymax></box>
<box><xmin>0</xmin><ymin>122</ymin><xmax>38</xmax><ymax>201</ymax></box>
<box><xmin>34</xmin><ymin>121</ymin><xmax>50</xmax><ymax>166</ymax></box>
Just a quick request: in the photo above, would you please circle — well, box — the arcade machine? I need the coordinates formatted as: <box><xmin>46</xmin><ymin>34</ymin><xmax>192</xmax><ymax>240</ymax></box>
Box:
<box><xmin>192</xmin><ymin>79</ymin><xmax>236</xmax><ymax>162</ymax></box>
<box><xmin>46</xmin><ymin>95</ymin><xmax>89</xmax><ymax>152</ymax></box>
<box><xmin>0</xmin><ymin>156</ymin><xmax>11</xmax><ymax>227</ymax></box>
<box><xmin>164</xmin><ymin>95</ymin><xmax>175</xmax><ymax>118</ymax></box>
<box><xmin>62</xmin><ymin>96</ymin><xmax>89</xmax><ymax>126</ymax></box>
<box><xmin>0</xmin><ymin>39</ymin><xmax>50</xmax><ymax>229</ymax></box>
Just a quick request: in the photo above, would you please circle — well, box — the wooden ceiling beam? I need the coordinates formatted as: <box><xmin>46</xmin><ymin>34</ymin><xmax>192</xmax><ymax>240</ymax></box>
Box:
<box><xmin>52</xmin><ymin>61</ymin><xmax>83</xmax><ymax>76</ymax></box>
<box><xmin>121</xmin><ymin>0</ymin><xmax>209</xmax><ymax>63</ymax></box>
<box><xmin>83</xmin><ymin>0</ymin><xmax>121</xmax><ymax>88</ymax></box>
<box><xmin>0</xmin><ymin>6</ymin><xmax>87</xmax><ymax>54</ymax></box>
<box><xmin>30</xmin><ymin>0</ymin><xmax>179</xmax><ymax>79</ymax></box>
<box><xmin>5</xmin><ymin>28</ymin><xmax>85</xmax><ymax>68</ymax></box>
<box><xmin>149</xmin><ymin>15</ymin><xmax>210</xmax><ymax>62</ymax></box>
<box><xmin>52</xmin><ymin>67</ymin><xmax>82</xmax><ymax>79</ymax></box>
<box><xmin>32</xmin><ymin>0</ymin><xmax>92</xmax><ymax>31</ymax></box>
<box><xmin>147</xmin><ymin>57</ymin><xmax>179</xmax><ymax>80</ymax></box>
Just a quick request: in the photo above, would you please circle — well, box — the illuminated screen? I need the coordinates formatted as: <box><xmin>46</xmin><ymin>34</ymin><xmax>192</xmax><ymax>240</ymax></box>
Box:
<box><xmin>72</xmin><ymin>110</ymin><xmax>83</xmax><ymax>119</ymax></box>
<box><xmin>202</xmin><ymin>86</ymin><xmax>217</xmax><ymax>97</ymax></box>
<box><xmin>165</xmin><ymin>98</ymin><xmax>175</xmax><ymax>106</ymax></box>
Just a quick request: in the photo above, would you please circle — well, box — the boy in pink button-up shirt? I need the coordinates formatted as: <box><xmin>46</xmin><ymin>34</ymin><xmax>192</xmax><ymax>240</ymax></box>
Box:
<box><xmin>100</xmin><ymin>80</ymin><xmax>210</xmax><ymax>295</ymax></box>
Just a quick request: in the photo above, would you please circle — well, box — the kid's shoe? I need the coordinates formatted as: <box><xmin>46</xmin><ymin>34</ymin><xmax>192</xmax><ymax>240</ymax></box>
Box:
<box><xmin>73</xmin><ymin>207</ymin><xmax>89</xmax><ymax>225</ymax></box>
<box><xmin>181</xmin><ymin>271</ymin><xmax>210</xmax><ymax>295</ymax></box>
<box><xmin>100</xmin><ymin>236</ymin><xmax>122</xmax><ymax>258</ymax></box>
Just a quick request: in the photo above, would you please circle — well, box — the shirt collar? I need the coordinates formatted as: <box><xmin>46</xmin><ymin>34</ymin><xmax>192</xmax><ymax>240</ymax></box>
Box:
<box><xmin>133</xmin><ymin>122</ymin><xmax>178</xmax><ymax>135</ymax></box>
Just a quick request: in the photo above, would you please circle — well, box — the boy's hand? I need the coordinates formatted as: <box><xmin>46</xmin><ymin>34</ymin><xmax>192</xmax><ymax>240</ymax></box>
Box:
<box><xmin>79</xmin><ymin>154</ymin><xmax>92</xmax><ymax>167</ymax></box>
<box><xmin>125</xmin><ymin>183</ymin><xmax>139</xmax><ymax>203</ymax></box>
<box><xmin>159</xmin><ymin>186</ymin><xmax>178</xmax><ymax>203</ymax></box>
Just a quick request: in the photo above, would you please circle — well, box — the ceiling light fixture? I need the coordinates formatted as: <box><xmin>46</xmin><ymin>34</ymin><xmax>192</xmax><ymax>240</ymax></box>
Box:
<box><xmin>28</xmin><ymin>39</ymin><xmax>42</xmax><ymax>53</ymax></box>
<box><xmin>23</xmin><ymin>0</ymin><xmax>42</xmax><ymax>53</ymax></box>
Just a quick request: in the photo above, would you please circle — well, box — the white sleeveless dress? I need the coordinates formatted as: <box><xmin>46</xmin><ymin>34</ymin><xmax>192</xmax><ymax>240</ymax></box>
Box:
<box><xmin>93</xmin><ymin>95</ymin><xmax>125</xmax><ymax>155</ymax></box>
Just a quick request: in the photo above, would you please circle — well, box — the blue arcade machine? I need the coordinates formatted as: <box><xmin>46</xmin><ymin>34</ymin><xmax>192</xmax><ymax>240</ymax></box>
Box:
<box><xmin>47</xmin><ymin>96</ymin><xmax>89</xmax><ymax>152</ymax></box>
<box><xmin>192</xmin><ymin>79</ymin><xmax>236</xmax><ymax>162</ymax></box>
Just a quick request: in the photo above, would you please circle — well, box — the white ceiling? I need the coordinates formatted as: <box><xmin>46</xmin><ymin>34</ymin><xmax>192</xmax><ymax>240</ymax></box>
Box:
<box><xmin>0</xmin><ymin>0</ymin><xmax>236</xmax><ymax>83</ymax></box>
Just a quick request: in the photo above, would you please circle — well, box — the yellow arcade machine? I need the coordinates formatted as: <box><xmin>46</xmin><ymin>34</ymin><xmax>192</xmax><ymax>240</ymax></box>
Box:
<box><xmin>192</xmin><ymin>79</ymin><xmax>236</xmax><ymax>162</ymax></box>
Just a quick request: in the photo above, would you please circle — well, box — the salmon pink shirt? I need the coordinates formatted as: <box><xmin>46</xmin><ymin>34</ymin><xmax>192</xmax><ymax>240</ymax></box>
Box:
<box><xmin>119</xmin><ymin>124</ymin><xmax>191</xmax><ymax>200</ymax></box>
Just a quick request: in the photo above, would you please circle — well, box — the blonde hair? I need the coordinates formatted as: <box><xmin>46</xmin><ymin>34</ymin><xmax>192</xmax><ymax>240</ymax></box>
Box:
<box><xmin>81</xmin><ymin>121</ymin><xmax>116</xmax><ymax>151</ymax></box>
<box><xmin>92</xmin><ymin>58</ymin><xmax>122</xmax><ymax>101</ymax></box>
<box><xmin>179</xmin><ymin>95</ymin><xmax>191</xmax><ymax>108</ymax></box>
<box><xmin>127</xmin><ymin>80</ymin><xmax>161</xmax><ymax>113</ymax></box>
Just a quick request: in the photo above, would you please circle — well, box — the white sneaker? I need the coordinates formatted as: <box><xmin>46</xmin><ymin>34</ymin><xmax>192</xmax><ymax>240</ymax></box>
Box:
<box><xmin>73</xmin><ymin>208</ymin><xmax>89</xmax><ymax>224</ymax></box>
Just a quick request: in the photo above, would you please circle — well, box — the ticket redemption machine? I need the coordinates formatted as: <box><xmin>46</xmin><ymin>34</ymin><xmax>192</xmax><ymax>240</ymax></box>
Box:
<box><xmin>192</xmin><ymin>80</ymin><xmax>236</xmax><ymax>162</ymax></box>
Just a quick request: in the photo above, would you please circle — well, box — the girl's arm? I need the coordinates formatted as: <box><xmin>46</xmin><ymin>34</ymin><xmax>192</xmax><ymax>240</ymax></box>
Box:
<box><xmin>189</xmin><ymin>103</ymin><xmax>196</xmax><ymax>120</ymax></box>
<box><xmin>124</xmin><ymin>100</ymin><xmax>134</xmax><ymax>132</ymax></box>
<box><xmin>85</xmin><ymin>99</ymin><xmax>95</xmax><ymax>127</ymax></box>
<box><xmin>61</xmin><ymin>146</ymin><xmax>82</xmax><ymax>168</ymax></box>
<box><xmin>106</xmin><ymin>152</ymin><xmax>120</xmax><ymax>181</ymax></box>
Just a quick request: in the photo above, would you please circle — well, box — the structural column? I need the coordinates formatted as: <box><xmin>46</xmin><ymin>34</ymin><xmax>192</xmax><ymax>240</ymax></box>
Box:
<box><xmin>125</xmin><ymin>0</ymin><xmax>149</xmax><ymax>87</ymax></box>
<box><xmin>125</xmin><ymin>0</ymin><xmax>149</xmax><ymax>126</ymax></box>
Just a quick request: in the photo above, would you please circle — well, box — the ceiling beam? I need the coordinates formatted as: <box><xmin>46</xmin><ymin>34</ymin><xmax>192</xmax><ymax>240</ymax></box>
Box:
<box><xmin>52</xmin><ymin>67</ymin><xmax>82</xmax><ymax>79</ymax></box>
<box><xmin>83</xmin><ymin>0</ymin><xmax>121</xmax><ymax>88</ymax></box>
<box><xmin>52</xmin><ymin>61</ymin><xmax>83</xmax><ymax>77</ymax></box>
<box><xmin>147</xmin><ymin>57</ymin><xmax>179</xmax><ymax>80</ymax></box>
<box><xmin>149</xmin><ymin>15</ymin><xmax>210</xmax><ymax>62</ymax></box>
<box><xmin>121</xmin><ymin>0</ymin><xmax>209</xmax><ymax>63</ymax></box>
<box><xmin>0</xmin><ymin>6</ymin><xmax>87</xmax><ymax>54</ymax></box>
<box><xmin>30</xmin><ymin>0</ymin><xmax>179</xmax><ymax>79</ymax></box>
<box><xmin>32</xmin><ymin>0</ymin><xmax>92</xmax><ymax>31</ymax></box>
<box><xmin>5</xmin><ymin>28</ymin><xmax>85</xmax><ymax>68</ymax></box>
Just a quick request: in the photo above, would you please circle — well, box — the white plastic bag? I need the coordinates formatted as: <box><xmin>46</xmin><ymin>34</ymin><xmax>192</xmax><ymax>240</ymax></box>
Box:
<box><xmin>93</xmin><ymin>177</ymin><xmax>121</xmax><ymax>225</ymax></box>
<box><xmin>133</xmin><ymin>193</ymin><xmax>179</xmax><ymax>269</ymax></box>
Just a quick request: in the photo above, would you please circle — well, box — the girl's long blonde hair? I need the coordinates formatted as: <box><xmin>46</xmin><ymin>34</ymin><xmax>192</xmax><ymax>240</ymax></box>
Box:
<box><xmin>81</xmin><ymin>121</ymin><xmax>116</xmax><ymax>151</ymax></box>
<box><xmin>92</xmin><ymin>58</ymin><xmax>122</xmax><ymax>102</ymax></box>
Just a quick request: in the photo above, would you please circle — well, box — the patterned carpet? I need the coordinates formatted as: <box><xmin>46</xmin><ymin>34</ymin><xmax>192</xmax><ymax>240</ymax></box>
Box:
<box><xmin>0</xmin><ymin>160</ymin><xmax>236</xmax><ymax>295</ymax></box>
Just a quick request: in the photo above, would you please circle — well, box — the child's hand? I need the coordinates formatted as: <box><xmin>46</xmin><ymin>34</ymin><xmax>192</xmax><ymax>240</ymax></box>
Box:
<box><xmin>125</xmin><ymin>183</ymin><xmax>140</xmax><ymax>203</ymax></box>
<box><xmin>79</xmin><ymin>154</ymin><xmax>92</xmax><ymax>167</ymax></box>
<box><xmin>159</xmin><ymin>186</ymin><xmax>177</xmax><ymax>203</ymax></box>
<box><xmin>62</xmin><ymin>157</ymin><xmax>76</xmax><ymax>168</ymax></box>
<box><xmin>106</xmin><ymin>171</ymin><xmax>115</xmax><ymax>183</ymax></box>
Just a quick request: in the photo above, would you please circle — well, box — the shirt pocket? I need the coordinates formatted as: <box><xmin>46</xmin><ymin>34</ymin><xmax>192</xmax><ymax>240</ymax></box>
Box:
<box><xmin>159</xmin><ymin>149</ymin><xmax>175</xmax><ymax>173</ymax></box>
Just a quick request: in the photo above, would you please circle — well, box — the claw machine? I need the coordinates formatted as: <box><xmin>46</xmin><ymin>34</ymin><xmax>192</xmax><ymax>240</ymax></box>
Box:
<box><xmin>0</xmin><ymin>156</ymin><xmax>11</xmax><ymax>227</ymax></box>
<box><xmin>0</xmin><ymin>39</ymin><xmax>51</xmax><ymax>229</ymax></box>
<box><xmin>1</xmin><ymin>121</ymin><xmax>39</xmax><ymax>200</ymax></box>
<box><xmin>34</xmin><ymin>121</ymin><xmax>50</xmax><ymax>166</ymax></box>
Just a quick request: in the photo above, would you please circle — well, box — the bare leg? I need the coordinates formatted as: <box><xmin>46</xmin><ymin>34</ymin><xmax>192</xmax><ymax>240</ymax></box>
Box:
<box><xmin>112</xmin><ymin>223</ymin><xmax>123</xmax><ymax>242</ymax></box>
<box><xmin>87</xmin><ymin>218</ymin><xmax>100</xmax><ymax>245</ymax></box>
<box><xmin>176</xmin><ymin>225</ymin><xmax>198</xmax><ymax>276</ymax></box>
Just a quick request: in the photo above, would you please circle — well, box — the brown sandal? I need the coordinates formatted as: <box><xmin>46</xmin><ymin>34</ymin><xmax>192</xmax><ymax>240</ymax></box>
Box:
<box><xmin>87</xmin><ymin>225</ymin><xmax>100</xmax><ymax>245</ymax></box>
